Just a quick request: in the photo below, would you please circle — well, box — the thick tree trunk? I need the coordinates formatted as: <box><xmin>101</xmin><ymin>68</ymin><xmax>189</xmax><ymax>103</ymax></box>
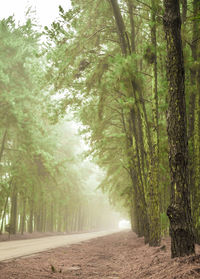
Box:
<box><xmin>189</xmin><ymin>0</ymin><xmax>200</xmax><ymax>244</ymax></box>
<box><xmin>163</xmin><ymin>0</ymin><xmax>195</xmax><ymax>258</ymax></box>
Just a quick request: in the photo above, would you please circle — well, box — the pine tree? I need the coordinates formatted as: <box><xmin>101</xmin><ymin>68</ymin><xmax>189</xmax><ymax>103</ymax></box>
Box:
<box><xmin>163</xmin><ymin>0</ymin><xmax>195</xmax><ymax>258</ymax></box>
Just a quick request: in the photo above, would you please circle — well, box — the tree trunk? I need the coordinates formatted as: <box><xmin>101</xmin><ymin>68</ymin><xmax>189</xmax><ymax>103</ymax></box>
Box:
<box><xmin>189</xmin><ymin>0</ymin><xmax>200</xmax><ymax>244</ymax></box>
<box><xmin>0</xmin><ymin>129</ymin><xmax>7</xmax><ymax>165</ymax></box>
<box><xmin>43</xmin><ymin>202</ymin><xmax>47</xmax><ymax>232</ymax></box>
<box><xmin>110</xmin><ymin>0</ymin><xmax>129</xmax><ymax>56</ymax></box>
<box><xmin>127</xmin><ymin>0</ymin><xmax>160</xmax><ymax>245</ymax></box>
<box><xmin>180</xmin><ymin>0</ymin><xmax>187</xmax><ymax>23</ymax></box>
<box><xmin>0</xmin><ymin>196</ymin><xmax>8</xmax><ymax>233</ymax></box>
<box><xmin>163</xmin><ymin>0</ymin><xmax>195</xmax><ymax>258</ymax></box>
<box><xmin>50</xmin><ymin>202</ymin><xmax>54</xmax><ymax>232</ymax></box>
<box><xmin>57</xmin><ymin>203</ymin><xmax>62</xmax><ymax>232</ymax></box>
<box><xmin>28</xmin><ymin>198</ymin><xmax>34</xmax><ymax>233</ymax></box>
<box><xmin>9</xmin><ymin>184</ymin><xmax>18</xmax><ymax>234</ymax></box>
<box><xmin>146</xmin><ymin>0</ymin><xmax>161</xmax><ymax>246</ymax></box>
<box><xmin>110</xmin><ymin>0</ymin><xmax>151</xmax><ymax>243</ymax></box>
<box><xmin>20</xmin><ymin>197</ymin><xmax>26</xmax><ymax>235</ymax></box>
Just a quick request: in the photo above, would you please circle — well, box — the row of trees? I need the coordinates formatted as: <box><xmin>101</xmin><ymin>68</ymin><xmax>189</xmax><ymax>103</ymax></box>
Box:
<box><xmin>0</xmin><ymin>17</ymin><xmax>118</xmax><ymax>236</ymax></box>
<box><xmin>44</xmin><ymin>0</ymin><xmax>200</xmax><ymax>257</ymax></box>
<box><xmin>1</xmin><ymin>0</ymin><xmax>199</xmax><ymax>258</ymax></box>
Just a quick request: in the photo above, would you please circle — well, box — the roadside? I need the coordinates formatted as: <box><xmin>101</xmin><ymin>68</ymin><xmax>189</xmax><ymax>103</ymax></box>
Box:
<box><xmin>0</xmin><ymin>231</ymin><xmax>101</xmax><ymax>242</ymax></box>
<box><xmin>0</xmin><ymin>231</ymin><xmax>200</xmax><ymax>279</ymax></box>
<box><xmin>0</xmin><ymin>232</ymin><xmax>66</xmax><ymax>242</ymax></box>
<box><xmin>0</xmin><ymin>230</ymin><xmax>120</xmax><ymax>261</ymax></box>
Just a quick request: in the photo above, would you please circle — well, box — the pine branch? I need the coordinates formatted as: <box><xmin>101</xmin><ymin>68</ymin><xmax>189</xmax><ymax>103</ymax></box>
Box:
<box><xmin>86</xmin><ymin>26</ymin><xmax>108</xmax><ymax>40</ymax></box>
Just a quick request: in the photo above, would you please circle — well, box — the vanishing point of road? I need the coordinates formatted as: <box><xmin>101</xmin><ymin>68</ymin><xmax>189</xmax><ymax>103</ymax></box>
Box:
<box><xmin>0</xmin><ymin>230</ymin><xmax>120</xmax><ymax>261</ymax></box>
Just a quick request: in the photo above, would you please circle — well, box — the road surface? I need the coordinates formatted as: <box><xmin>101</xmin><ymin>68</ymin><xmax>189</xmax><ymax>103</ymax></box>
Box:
<box><xmin>0</xmin><ymin>230</ymin><xmax>120</xmax><ymax>261</ymax></box>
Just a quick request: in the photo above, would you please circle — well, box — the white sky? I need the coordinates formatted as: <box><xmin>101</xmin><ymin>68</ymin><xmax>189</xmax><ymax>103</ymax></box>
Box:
<box><xmin>0</xmin><ymin>0</ymin><xmax>72</xmax><ymax>26</ymax></box>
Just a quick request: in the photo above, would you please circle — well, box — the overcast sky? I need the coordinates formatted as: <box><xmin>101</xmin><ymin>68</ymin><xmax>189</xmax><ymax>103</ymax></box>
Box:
<box><xmin>0</xmin><ymin>0</ymin><xmax>71</xmax><ymax>26</ymax></box>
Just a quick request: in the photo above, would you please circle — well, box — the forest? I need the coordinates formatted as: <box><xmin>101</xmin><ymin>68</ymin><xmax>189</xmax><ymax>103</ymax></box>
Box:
<box><xmin>0</xmin><ymin>0</ymin><xmax>200</xmax><ymax>260</ymax></box>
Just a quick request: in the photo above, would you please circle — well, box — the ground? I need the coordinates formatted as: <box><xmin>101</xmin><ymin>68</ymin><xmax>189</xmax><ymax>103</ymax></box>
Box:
<box><xmin>0</xmin><ymin>231</ymin><xmax>200</xmax><ymax>279</ymax></box>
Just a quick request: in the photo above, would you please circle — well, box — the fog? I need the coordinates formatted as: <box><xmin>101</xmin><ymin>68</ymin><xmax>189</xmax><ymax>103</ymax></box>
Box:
<box><xmin>0</xmin><ymin>119</ymin><xmax>126</xmax><ymax>235</ymax></box>
<box><xmin>0</xmin><ymin>0</ymin><xmax>130</xmax><ymax>237</ymax></box>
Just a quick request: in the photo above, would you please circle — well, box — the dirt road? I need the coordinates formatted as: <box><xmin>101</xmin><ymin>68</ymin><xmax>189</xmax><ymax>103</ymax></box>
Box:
<box><xmin>1</xmin><ymin>231</ymin><xmax>200</xmax><ymax>279</ymax></box>
<box><xmin>0</xmin><ymin>230</ymin><xmax>120</xmax><ymax>261</ymax></box>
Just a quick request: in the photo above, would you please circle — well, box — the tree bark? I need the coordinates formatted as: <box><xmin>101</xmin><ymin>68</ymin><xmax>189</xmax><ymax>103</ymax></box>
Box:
<box><xmin>9</xmin><ymin>184</ymin><xmax>18</xmax><ymax>234</ymax></box>
<box><xmin>146</xmin><ymin>0</ymin><xmax>161</xmax><ymax>246</ymax></box>
<box><xmin>28</xmin><ymin>198</ymin><xmax>34</xmax><ymax>233</ymax></box>
<box><xmin>163</xmin><ymin>0</ymin><xmax>195</xmax><ymax>257</ymax></box>
<box><xmin>189</xmin><ymin>0</ymin><xmax>200</xmax><ymax>244</ymax></box>
<box><xmin>180</xmin><ymin>0</ymin><xmax>187</xmax><ymax>24</ymax></box>
<box><xmin>110</xmin><ymin>0</ymin><xmax>154</xmax><ymax>244</ymax></box>
<box><xmin>20</xmin><ymin>197</ymin><xmax>26</xmax><ymax>235</ymax></box>
<box><xmin>0</xmin><ymin>129</ymin><xmax>7</xmax><ymax>164</ymax></box>
<box><xmin>110</xmin><ymin>0</ymin><xmax>129</xmax><ymax>56</ymax></box>
<box><xmin>0</xmin><ymin>196</ymin><xmax>8</xmax><ymax>233</ymax></box>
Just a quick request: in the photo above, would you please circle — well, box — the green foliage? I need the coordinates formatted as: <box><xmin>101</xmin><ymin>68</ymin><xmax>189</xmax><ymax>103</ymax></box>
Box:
<box><xmin>0</xmin><ymin>15</ymin><xmax>118</xmax><ymax>235</ymax></box>
<box><xmin>2</xmin><ymin>0</ymin><xmax>199</xmax><ymax>250</ymax></box>
<box><xmin>43</xmin><ymin>0</ymin><xmax>171</xmax><ymax>240</ymax></box>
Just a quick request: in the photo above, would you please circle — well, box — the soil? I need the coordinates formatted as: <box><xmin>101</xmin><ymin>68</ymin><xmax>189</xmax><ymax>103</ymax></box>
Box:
<box><xmin>0</xmin><ymin>230</ymin><xmax>200</xmax><ymax>279</ymax></box>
